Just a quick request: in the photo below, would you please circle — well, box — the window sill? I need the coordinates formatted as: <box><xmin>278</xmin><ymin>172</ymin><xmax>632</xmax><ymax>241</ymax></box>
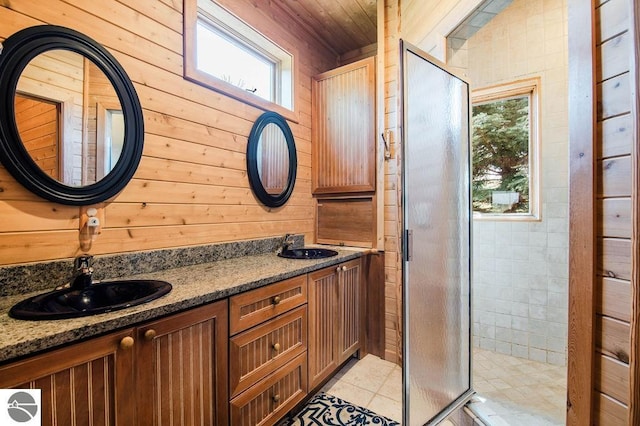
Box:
<box><xmin>472</xmin><ymin>212</ymin><xmax>541</xmax><ymax>222</ymax></box>
<box><xmin>184</xmin><ymin>66</ymin><xmax>299</xmax><ymax>124</ymax></box>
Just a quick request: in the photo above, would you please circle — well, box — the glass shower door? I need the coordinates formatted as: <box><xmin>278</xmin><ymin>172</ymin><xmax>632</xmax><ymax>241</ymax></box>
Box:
<box><xmin>401</xmin><ymin>40</ymin><xmax>473</xmax><ymax>425</ymax></box>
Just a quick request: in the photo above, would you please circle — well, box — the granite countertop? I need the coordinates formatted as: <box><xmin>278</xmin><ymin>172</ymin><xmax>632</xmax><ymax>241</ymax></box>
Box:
<box><xmin>0</xmin><ymin>246</ymin><xmax>365</xmax><ymax>364</ymax></box>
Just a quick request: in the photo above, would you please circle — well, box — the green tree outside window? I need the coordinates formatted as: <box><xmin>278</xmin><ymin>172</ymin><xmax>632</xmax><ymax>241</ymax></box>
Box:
<box><xmin>472</xmin><ymin>96</ymin><xmax>530</xmax><ymax>214</ymax></box>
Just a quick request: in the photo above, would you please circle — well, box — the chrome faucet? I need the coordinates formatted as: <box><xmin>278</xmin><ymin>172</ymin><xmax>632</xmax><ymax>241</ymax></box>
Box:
<box><xmin>71</xmin><ymin>255</ymin><xmax>94</xmax><ymax>289</ymax></box>
<box><xmin>281</xmin><ymin>234</ymin><xmax>296</xmax><ymax>252</ymax></box>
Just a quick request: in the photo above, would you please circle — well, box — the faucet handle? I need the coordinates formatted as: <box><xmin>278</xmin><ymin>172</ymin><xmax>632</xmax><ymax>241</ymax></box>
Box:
<box><xmin>284</xmin><ymin>233</ymin><xmax>296</xmax><ymax>243</ymax></box>
<box><xmin>70</xmin><ymin>255</ymin><xmax>94</xmax><ymax>290</ymax></box>
<box><xmin>75</xmin><ymin>255</ymin><xmax>94</xmax><ymax>272</ymax></box>
<box><xmin>282</xmin><ymin>234</ymin><xmax>296</xmax><ymax>251</ymax></box>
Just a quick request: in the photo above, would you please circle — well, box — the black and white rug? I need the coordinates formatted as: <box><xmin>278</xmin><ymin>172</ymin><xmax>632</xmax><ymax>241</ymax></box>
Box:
<box><xmin>280</xmin><ymin>392</ymin><xmax>400</xmax><ymax>426</ymax></box>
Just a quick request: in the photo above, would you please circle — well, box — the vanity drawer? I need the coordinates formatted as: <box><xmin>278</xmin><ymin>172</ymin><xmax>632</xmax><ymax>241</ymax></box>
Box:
<box><xmin>230</xmin><ymin>274</ymin><xmax>307</xmax><ymax>334</ymax></box>
<box><xmin>230</xmin><ymin>306</ymin><xmax>307</xmax><ymax>397</ymax></box>
<box><xmin>230</xmin><ymin>352</ymin><xmax>307</xmax><ymax>426</ymax></box>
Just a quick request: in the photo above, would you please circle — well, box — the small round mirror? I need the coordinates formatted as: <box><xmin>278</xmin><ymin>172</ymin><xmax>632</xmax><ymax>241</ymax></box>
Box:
<box><xmin>0</xmin><ymin>25</ymin><xmax>143</xmax><ymax>205</ymax></box>
<box><xmin>247</xmin><ymin>112</ymin><xmax>296</xmax><ymax>207</ymax></box>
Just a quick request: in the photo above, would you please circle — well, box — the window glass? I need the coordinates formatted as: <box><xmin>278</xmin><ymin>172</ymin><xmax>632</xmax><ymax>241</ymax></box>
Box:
<box><xmin>184</xmin><ymin>0</ymin><xmax>294</xmax><ymax>115</ymax></box>
<box><xmin>196</xmin><ymin>21</ymin><xmax>275</xmax><ymax>102</ymax></box>
<box><xmin>471</xmin><ymin>79</ymin><xmax>539</xmax><ymax>219</ymax></box>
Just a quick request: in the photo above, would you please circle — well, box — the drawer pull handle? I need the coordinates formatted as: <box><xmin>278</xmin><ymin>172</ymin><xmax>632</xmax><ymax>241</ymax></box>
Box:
<box><xmin>272</xmin><ymin>343</ymin><xmax>281</xmax><ymax>352</ymax></box>
<box><xmin>120</xmin><ymin>336</ymin><xmax>135</xmax><ymax>349</ymax></box>
<box><xmin>144</xmin><ymin>329</ymin><xmax>157</xmax><ymax>341</ymax></box>
<box><xmin>272</xmin><ymin>394</ymin><xmax>281</xmax><ymax>403</ymax></box>
<box><xmin>272</xmin><ymin>296</ymin><xmax>281</xmax><ymax>305</ymax></box>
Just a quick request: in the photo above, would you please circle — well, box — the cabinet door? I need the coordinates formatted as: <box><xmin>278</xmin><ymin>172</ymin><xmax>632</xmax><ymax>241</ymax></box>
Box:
<box><xmin>136</xmin><ymin>300</ymin><xmax>229</xmax><ymax>426</ymax></box>
<box><xmin>0</xmin><ymin>329</ymin><xmax>136</xmax><ymax>426</ymax></box>
<box><xmin>312</xmin><ymin>57</ymin><xmax>376</xmax><ymax>194</ymax></box>
<box><xmin>337</xmin><ymin>258</ymin><xmax>362</xmax><ymax>363</ymax></box>
<box><xmin>307</xmin><ymin>266</ymin><xmax>339</xmax><ymax>388</ymax></box>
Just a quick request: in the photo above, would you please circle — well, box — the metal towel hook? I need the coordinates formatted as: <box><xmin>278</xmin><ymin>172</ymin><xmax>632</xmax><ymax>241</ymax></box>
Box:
<box><xmin>381</xmin><ymin>131</ymin><xmax>392</xmax><ymax>159</ymax></box>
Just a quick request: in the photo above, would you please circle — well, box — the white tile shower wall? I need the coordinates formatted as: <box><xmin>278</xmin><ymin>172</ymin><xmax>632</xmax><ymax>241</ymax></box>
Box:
<box><xmin>451</xmin><ymin>0</ymin><xmax>568</xmax><ymax>365</ymax></box>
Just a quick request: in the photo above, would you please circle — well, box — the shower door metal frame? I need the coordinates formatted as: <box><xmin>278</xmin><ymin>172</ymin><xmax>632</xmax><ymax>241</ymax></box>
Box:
<box><xmin>400</xmin><ymin>39</ymin><xmax>474</xmax><ymax>426</ymax></box>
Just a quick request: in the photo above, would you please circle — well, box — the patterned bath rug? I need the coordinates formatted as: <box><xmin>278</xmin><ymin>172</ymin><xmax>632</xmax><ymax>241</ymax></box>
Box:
<box><xmin>280</xmin><ymin>392</ymin><xmax>400</xmax><ymax>426</ymax></box>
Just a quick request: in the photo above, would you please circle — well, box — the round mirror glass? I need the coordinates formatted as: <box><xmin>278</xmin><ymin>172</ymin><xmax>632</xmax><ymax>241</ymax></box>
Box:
<box><xmin>15</xmin><ymin>50</ymin><xmax>124</xmax><ymax>187</ymax></box>
<box><xmin>247</xmin><ymin>112</ymin><xmax>296</xmax><ymax>207</ymax></box>
<box><xmin>0</xmin><ymin>25</ymin><xmax>144</xmax><ymax>206</ymax></box>
<box><xmin>257</xmin><ymin>122</ymin><xmax>290</xmax><ymax>197</ymax></box>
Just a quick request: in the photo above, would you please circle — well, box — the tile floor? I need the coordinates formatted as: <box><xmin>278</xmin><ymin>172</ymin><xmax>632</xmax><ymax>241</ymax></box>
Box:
<box><xmin>472</xmin><ymin>348</ymin><xmax>567</xmax><ymax>425</ymax></box>
<box><xmin>318</xmin><ymin>348</ymin><xmax>566</xmax><ymax>426</ymax></box>
<box><xmin>320</xmin><ymin>354</ymin><xmax>403</xmax><ymax>423</ymax></box>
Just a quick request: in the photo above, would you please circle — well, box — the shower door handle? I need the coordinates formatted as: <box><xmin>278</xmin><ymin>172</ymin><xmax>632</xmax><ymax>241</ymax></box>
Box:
<box><xmin>404</xmin><ymin>229</ymin><xmax>413</xmax><ymax>262</ymax></box>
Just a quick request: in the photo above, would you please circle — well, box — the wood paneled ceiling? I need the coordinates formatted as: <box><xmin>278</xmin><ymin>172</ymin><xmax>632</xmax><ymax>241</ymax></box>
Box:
<box><xmin>273</xmin><ymin>0</ymin><xmax>377</xmax><ymax>57</ymax></box>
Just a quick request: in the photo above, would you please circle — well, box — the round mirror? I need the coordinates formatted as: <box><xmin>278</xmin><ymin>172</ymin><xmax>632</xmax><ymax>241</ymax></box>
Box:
<box><xmin>0</xmin><ymin>25</ymin><xmax>143</xmax><ymax>205</ymax></box>
<box><xmin>246</xmin><ymin>111</ymin><xmax>296</xmax><ymax>207</ymax></box>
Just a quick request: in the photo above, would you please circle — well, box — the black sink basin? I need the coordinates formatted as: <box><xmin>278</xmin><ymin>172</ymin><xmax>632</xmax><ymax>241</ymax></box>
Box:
<box><xmin>278</xmin><ymin>247</ymin><xmax>339</xmax><ymax>260</ymax></box>
<box><xmin>9</xmin><ymin>280</ymin><xmax>172</xmax><ymax>320</ymax></box>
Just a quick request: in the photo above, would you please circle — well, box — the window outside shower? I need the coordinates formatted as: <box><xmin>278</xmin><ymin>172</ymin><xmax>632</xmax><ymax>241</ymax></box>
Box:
<box><xmin>471</xmin><ymin>78</ymin><xmax>540</xmax><ymax>220</ymax></box>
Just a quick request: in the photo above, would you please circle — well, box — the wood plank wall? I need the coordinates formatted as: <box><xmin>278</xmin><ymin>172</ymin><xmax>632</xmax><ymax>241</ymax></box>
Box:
<box><xmin>382</xmin><ymin>0</ymin><xmax>402</xmax><ymax>364</ymax></box>
<box><xmin>87</xmin><ymin>60</ymin><xmax>120</xmax><ymax>184</ymax></box>
<box><xmin>594</xmin><ymin>0</ymin><xmax>636</xmax><ymax>423</ymax></box>
<box><xmin>14</xmin><ymin>96</ymin><xmax>59</xmax><ymax>180</ymax></box>
<box><xmin>0</xmin><ymin>1</ymin><xmax>337</xmax><ymax>267</ymax></box>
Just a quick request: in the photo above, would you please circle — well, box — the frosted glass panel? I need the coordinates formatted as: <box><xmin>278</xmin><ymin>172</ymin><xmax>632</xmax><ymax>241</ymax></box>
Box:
<box><xmin>402</xmin><ymin>43</ymin><xmax>472</xmax><ymax>425</ymax></box>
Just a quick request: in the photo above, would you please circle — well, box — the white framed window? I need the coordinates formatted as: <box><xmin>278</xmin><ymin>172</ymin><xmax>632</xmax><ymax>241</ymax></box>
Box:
<box><xmin>184</xmin><ymin>0</ymin><xmax>294</xmax><ymax>115</ymax></box>
<box><xmin>471</xmin><ymin>78</ymin><xmax>540</xmax><ymax>220</ymax></box>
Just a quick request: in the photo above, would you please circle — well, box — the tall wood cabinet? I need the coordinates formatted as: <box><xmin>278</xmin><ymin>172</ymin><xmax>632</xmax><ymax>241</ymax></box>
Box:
<box><xmin>312</xmin><ymin>56</ymin><xmax>376</xmax><ymax>194</ymax></box>
<box><xmin>308</xmin><ymin>258</ymin><xmax>362</xmax><ymax>389</ymax></box>
<box><xmin>312</xmin><ymin>57</ymin><xmax>377</xmax><ymax>248</ymax></box>
<box><xmin>0</xmin><ymin>301</ymin><xmax>229</xmax><ymax>426</ymax></box>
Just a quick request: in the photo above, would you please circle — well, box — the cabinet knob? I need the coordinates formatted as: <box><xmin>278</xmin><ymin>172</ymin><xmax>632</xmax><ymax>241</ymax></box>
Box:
<box><xmin>120</xmin><ymin>336</ymin><xmax>135</xmax><ymax>349</ymax></box>
<box><xmin>336</xmin><ymin>266</ymin><xmax>341</xmax><ymax>273</ymax></box>
<box><xmin>144</xmin><ymin>329</ymin><xmax>157</xmax><ymax>341</ymax></box>
<box><xmin>342</xmin><ymin>265</ymin><xmax>347</xmax><ymax>272</ymax></box>
<box><xmin>272</xmin><ymin>295</ymin><xmax>281</xmax><ymax>305</ymax></box>
<box><xmin>272</xmin><ymin>342</ymin><xmax>281</xmax><ymax>352</ymax></box>
<box><xmin>272</xmin><ymin>394</ymin><xmax>281</xmax><ymax>403</ymax></box>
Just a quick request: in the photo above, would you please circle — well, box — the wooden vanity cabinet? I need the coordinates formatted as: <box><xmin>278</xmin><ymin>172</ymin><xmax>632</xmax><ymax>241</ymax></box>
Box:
<box><xmin>0</xmin><ymin>258</ymin><xmax>364</xmax><ymax>426</ymax></box>
<box><xmin>136</xmin><ymin>300</ymin><xmax>229</xmax><ymax>426</ymax></box>
<box><xmin>308</xmin><ymin>258</ymin><xmax>363</xmax><ymax>389</ymax></box>
<box><xmin>228</xmin><ymin>275</ymin><xmax>308</xmax><ymax>426</ymax></box>
<box><xmin>0</xmin><ymin>328</ymin><xmax>136</xmax><ymax>425</ymax></box>
<box><xmin>0</xmin><ymin>300</ymin><xmax>228</xmax><ymax>426</ymax></box>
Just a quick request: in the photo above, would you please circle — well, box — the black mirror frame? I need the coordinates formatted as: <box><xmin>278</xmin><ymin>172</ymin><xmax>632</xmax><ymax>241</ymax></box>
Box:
<box><xmin>0</xmin><ymin>25</ymin><xmax>144</xmax><ymax>206</ymax></box>
<box><xmin>246</xmin><ymin>111</ymin><xmax>297</xmax><ymax>208</ymax></box>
